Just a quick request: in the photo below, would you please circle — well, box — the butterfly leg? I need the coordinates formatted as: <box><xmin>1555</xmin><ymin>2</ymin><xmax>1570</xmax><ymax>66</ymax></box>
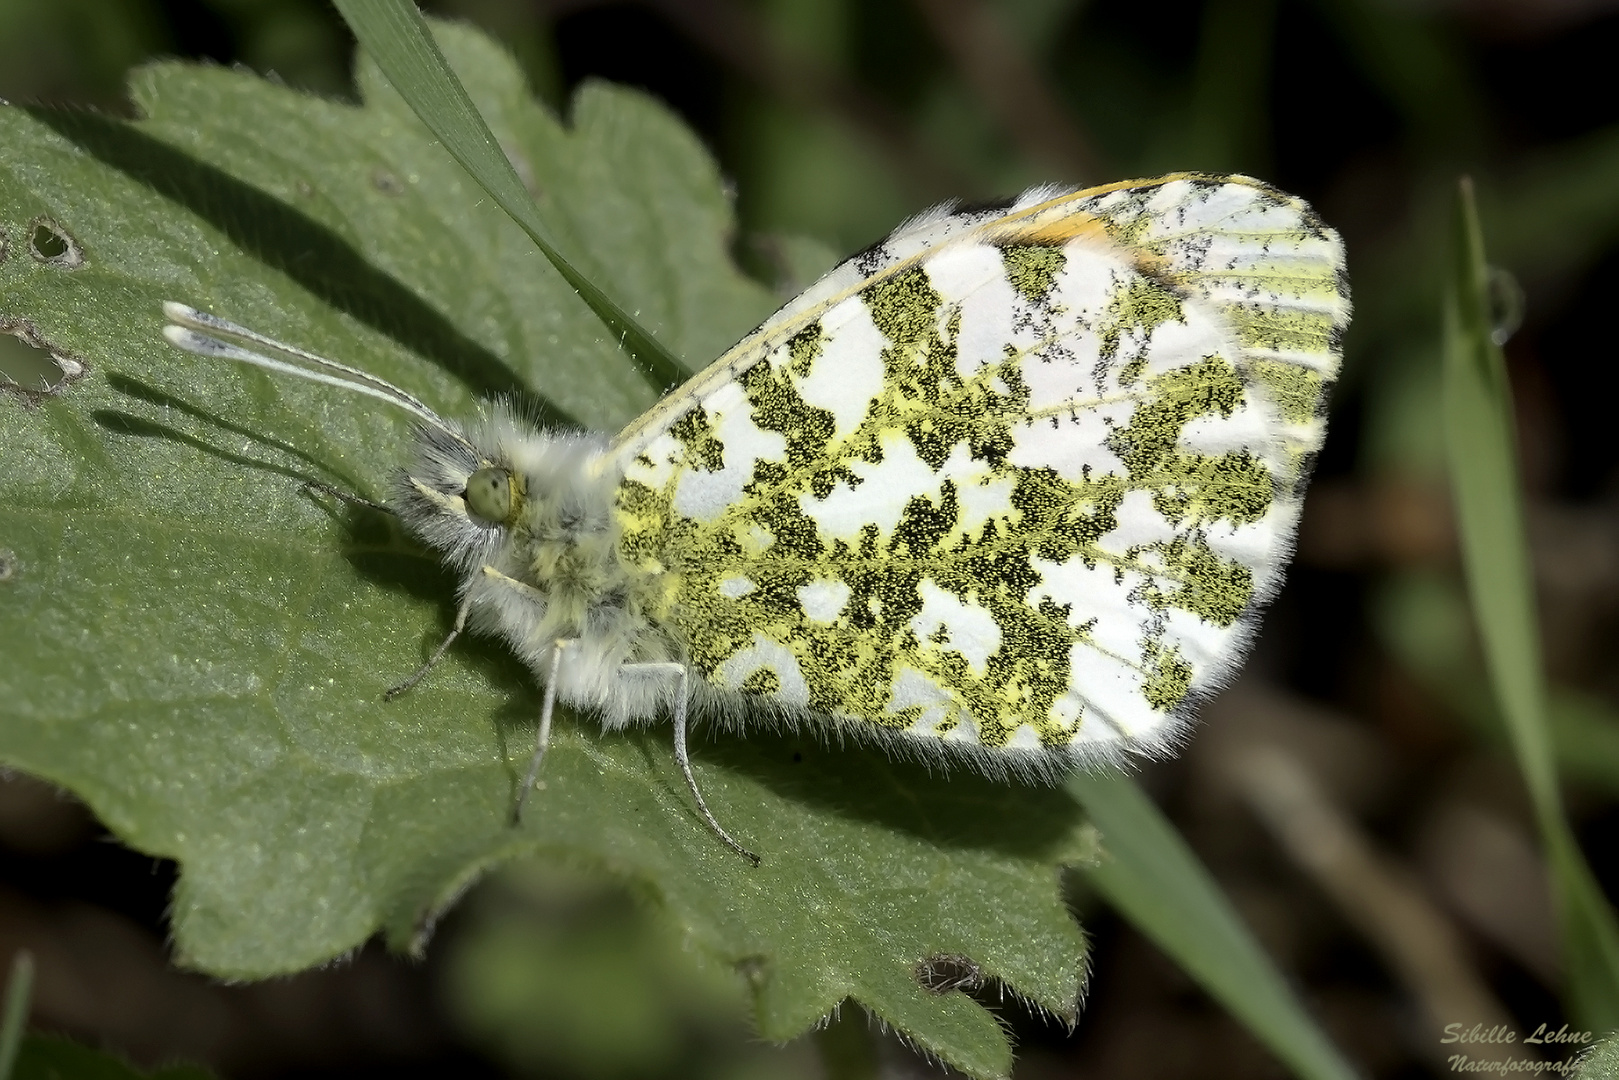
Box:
<box><xmin>514</xmin><ymin>639</ymin><xmax>571</xmax><ymax>824</ymax></box>
<box><xmin>621</xmin><ymin>661</ymin><xmax>759</xmax><ymax>865</ymax></box>
<box><xmin>383</xmin><ymin>596</ymin><xmax>471</xmax><ymax>701</ymax></box>
<box><xmin>674</xmin><ymin>668</ymin><xmax>761</xmax><ymax>866</ymax></box>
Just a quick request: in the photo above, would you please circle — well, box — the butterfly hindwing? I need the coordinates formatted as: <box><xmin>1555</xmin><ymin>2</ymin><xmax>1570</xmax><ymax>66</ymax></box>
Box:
<box><xmin>611</xmin><ymin>174</ymin><xmax>1349</xmax><ymax>773</ymax></box>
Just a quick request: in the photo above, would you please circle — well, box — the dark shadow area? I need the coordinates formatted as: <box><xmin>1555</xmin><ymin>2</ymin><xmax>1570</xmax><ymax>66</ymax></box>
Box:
<box><xmin>27</xmin><ymin>107</ymin><xmax>578</xmax><ymax>429</ymax></box>
<box><xmin>100</xmin><ymin>373</ymin><xmax>383</xmax><ymax>496</ymax></box>
<box><xmin>554</xmin><ymin>4</ymin><xmax>723</xmax><ymax>142</ymax></box>
<box><xmin>665</xmin><ymin>719</ymin><xmax>1089</xmax><ymax>862</ymax></box>
<box><xmin>343</xmin><ymin>545</ymin><xmax>541</xmax><ymax>708</ymax></box>
<box><xmin>92</xmin><ymin>406</ymin><xmax>352</xmax><ymax>496</ymax></box>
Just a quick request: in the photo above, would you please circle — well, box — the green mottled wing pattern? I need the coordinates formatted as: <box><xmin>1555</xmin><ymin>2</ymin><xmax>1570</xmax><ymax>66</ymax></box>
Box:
<box><xmin>612</xmin><ymin>175</ymin><xmax>1348</xmax><ymax>770</ymax></box>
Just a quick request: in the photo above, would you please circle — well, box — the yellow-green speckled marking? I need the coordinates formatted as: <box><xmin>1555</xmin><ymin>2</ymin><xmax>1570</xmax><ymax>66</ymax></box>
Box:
<box><xmin>607</xmin><ymin>173</ymin><xmax>1350</xmax><ymax>766</ymax></box>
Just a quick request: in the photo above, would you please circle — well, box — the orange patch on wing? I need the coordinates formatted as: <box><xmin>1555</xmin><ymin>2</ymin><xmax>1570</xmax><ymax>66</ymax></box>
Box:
<box><xmin>993</xmin><ymin>212</ymin><xmax>1111</xmax><ymax>246</ymax></box>
<box><xmin>991</xmin><ymin>209</ymin><xmax>1173</xmax><ymax>282</ymax></box>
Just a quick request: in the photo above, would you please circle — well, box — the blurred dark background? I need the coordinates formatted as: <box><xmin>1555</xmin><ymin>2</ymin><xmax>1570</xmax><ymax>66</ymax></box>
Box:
<box><xmin>4</xmin><ymin>0</ymin><xmax>1619</xmax><ymax>1076</ymax></box>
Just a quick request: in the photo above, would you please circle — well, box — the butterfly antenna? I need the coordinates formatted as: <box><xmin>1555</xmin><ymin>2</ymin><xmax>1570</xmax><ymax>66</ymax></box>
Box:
<box><xmin>160</xmin><ymin>301</ymin><xmax>467</xmax><ymax>443</ymax></box>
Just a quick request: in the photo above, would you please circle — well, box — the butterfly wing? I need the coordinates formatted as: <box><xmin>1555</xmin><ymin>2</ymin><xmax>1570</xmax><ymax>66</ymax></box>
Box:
<box><xmin>611</xmin><ymin>174</ymin><xmax>1348</xmax><ymax>771</ymax></box>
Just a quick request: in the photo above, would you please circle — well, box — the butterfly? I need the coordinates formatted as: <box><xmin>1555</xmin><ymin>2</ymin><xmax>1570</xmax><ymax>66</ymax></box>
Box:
<box><xmin>164</xmin><ymin>173</ymin><xmax>1350</xmax><ymax>863</ymax></box>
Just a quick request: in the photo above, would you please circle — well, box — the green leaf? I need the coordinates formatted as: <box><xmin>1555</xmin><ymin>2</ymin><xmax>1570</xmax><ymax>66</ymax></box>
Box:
<box><xmin>332</xmin><ymin>1</ymin><xmax>691</xmax><ymax>393</ymax></box>
<box><xmin>1442</xmin><ymin>177</ymin><xmax>1619</xmax><ymax>1030</ymax></box>
<box><xmin>1070</xmin><ymin>773</ymin><xmax>1358</xmax><ymax>1080</ymax></box>
<box><xmin>0</xmin><ymin>23</ymin><xmax>1098</xmax><ymax>1078</ymax></box>
<box><xmin>445</xmin><ymin>865</ymin><xmax>817</xmax><ymax>1079</ymax></box>
<box><xmin>12</xmin><ymin>1037</ymin><xmax>213</xmax><ymax>1080</ymax></box>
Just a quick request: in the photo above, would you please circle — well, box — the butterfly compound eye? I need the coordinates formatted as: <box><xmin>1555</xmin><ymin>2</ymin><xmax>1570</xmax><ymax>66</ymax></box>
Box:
<box><xmin>464</xmin><ymin>466</ymin><xmax>514</xmax><ymax>525</ymax></box>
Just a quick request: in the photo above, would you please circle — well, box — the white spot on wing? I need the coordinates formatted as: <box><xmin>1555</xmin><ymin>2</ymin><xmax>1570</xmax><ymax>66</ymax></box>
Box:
<box><xmin>922</xmin><ymin>244</ymin><xmax>1018</xmax><ymax>380</ymax></box>
<box><xmin>1095</xmin><ymin>488</ymin><xmax>1179</xmax><ymax>551</ymax></box>
<box><xmin>1032</xmin><ymin>549</ymin><xmax>1143</xmax><ymax>660</ymax></box>
<box><xmin>673</xmin><ymin>380</ymin><xmax>786</xmax><ymax>521</ymax></box>
<box><xmin>629</xmin><ymin>432</ymin><xmax>679</xmax><ymax>488</ymax></box>
<box><xmin>887</xmin><ymin>667</ymin><xmax>962</xmax><ymax>740</ymax></box>
<box><xmin>802</xmin><ymin>437</ymin><xmax>995</xmax><ymax>542</ymax></box>
<box><xmin>792</xmin><ymin>301</ymin><xmax>886</xmax><ymax>439</ymax></box>
<box><xmin>800</xmin><ymin>431</ymin><xmax>934</xmax><ymax>539</ymax></box>
<box><xmin>796</xmin><ymin>578</ymin><xmax>850</xmax><ymax>622</ymax></box>
<box><xmin>909</xmin><ymin>579</ymin><xmax>1000</xmax><ymax>671</ymax></box>
<box><xmin>955</xmin><ymin>473</ymin><xmax>1014</xmax><ymax>532</ymax></box>
<box><xmin>719</xmin><ymin>634</ymin><xmax>809</xmax><ymax>706</ymax></box>
<box><xmin>719</xmin><ymin>576</ymin><xmax>756</xmax><ymax>598</ymax></box>
<box><xmin>1007</xmin><ymin>407</ymin><xmax>1128</xmax><ymax>479</ymax></box>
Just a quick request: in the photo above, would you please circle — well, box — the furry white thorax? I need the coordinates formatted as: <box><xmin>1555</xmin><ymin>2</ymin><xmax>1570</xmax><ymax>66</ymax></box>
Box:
<box><xmin>395</xmin><ymin>403</ymin><xmax>681</xmax><ymax>729</ymax></box>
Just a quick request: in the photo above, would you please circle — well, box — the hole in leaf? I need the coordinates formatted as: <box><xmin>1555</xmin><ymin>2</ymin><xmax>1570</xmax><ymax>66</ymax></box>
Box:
<box><xmin>0</xmin><ymin>549</ymin><xmax>15</xmax><ymax>583</ymax></box>
<box><xmin>915</xmin><ymin>954</ymin><xmax>984</xmax><ymax>994</ymax></box>
<box><xmin>31</xmin><ymin>226</ymin><xmax>65</xmax><ymax>259</ymax></box>
<box><xmin>27</xmin><ymin>217</ymin><xmax>83</xmax><ymax>268</ymax></box>
<box><xmin>0</xmin><ymin>320</ymin><xmax>87</xmax><ymax>398</ymax></box>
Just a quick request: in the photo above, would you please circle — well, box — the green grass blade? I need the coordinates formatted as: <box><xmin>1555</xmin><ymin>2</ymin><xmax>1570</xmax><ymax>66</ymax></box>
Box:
<box><xmin>1069</xmin><ymin>773</ymin><xmax>1359</xmax><ymax>1080</ymax></box>
<box><xmin>1443</xmin><ymin>176</ymin><xmax>1619</xmax><ymax>1030</ymax></box>
<box><xmin>331</xmin><ymin>1</ymin><xmax>691</xmax><ymax>392</ymax></box>
<box><xmin>1573</xmin><ymin>1032</ymin><xmax>1619</xmax><ymax>1078</ymax></box>
<box><xmin>0</xmin><ymin>952</ymin><xmax>34</xmax><ymax>1080</ymax></box>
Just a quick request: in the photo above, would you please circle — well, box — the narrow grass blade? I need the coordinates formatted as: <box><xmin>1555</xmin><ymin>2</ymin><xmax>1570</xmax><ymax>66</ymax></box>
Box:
<box><xmin>1573</xmin><ymin>1032</ymin><xmax>1619</xmax><ymax>1078</ymax></box>
<box><xmin>0</xmin><ymin>952</ymin><xmax>33</xmax><ymax>1080</ymax></box>
<box><xmin>1443</xmin><ymin>176</ymin><xmax>1619</xmax><ymax>1030</ymax></box>
<box><xmin>331</xmin><ymin>1</ymin><xmax>691</xmax><ymax>392</ymax></box>
<box><xmin>1070</xmin><ymin>773</ymin><xmax>1359</xmax><ymax>1080</ymax></box>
